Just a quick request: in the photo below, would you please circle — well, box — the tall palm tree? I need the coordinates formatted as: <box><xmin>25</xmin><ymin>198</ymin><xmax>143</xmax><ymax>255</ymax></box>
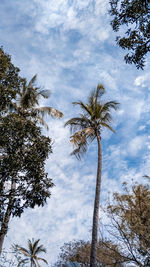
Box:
<box><xmin>65</xmin><ymin>84</ymin><xmax>119</xmax><ymax>267</ymax></box>
<box><xmin>16</xmin><ymin>239</ymin><xmax>48</xmax><ymax>267</ymax></box>
<box><xmin>13</xmin><ymin>74</ymin><xmax>63</xmax><ymax>129</ymax></box>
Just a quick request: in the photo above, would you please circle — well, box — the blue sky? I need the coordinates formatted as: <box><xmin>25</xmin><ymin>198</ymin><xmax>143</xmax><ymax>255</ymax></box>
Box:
<box><xmin>1</xmin><ymin>0</ymin><xmax>150</xmax><ymax>265</ymax></box>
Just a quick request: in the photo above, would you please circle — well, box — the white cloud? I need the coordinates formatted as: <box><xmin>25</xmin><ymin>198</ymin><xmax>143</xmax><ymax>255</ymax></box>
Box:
<box><xmin>128</xmin><ymin>136</ymin><xmax>146</xmax><ymax>157</ymax></box>
<box><xmin>134</xmin><ymin>72</ymin><xmax>150</xmax><ymax>89</ymax></box>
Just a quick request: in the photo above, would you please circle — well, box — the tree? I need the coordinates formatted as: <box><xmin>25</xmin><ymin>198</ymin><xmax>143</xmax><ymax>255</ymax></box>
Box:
<box><xmin>15</xmin><ymin>239</ymin><xmax>48</xmax><ymax>267</ymax></box>
<box><xmin>13</xmin><ymin>74</ymin><xmax>63</xmax><ymax>129</ymax></box>
<box><xmin>109</xmin><ymin>0</ymin><xmax>150</xmax><ymax>69</ymax></box>
<box><xmin>65</xmin><ymin>84</ymin><xmax>119</xmax><ymax>267</ymax></box>
<box><xmin>0</xmin><ymin>47</ymin><xmax>21</xmax><ymax>113</ymax></box>
<box><xmin>0</xmin><ymin>48</ymin><xmax>63</xmax><ymax>255</ymax></box>
<box><xmin>105</xmin><ymin>182</ymin><xmax>150</xmax><ymax>266</ymax></box>
<box><xmin>55</xmin><ymin>240</ymin><xmax>124</xmax><ymax>267</ymax></box>
<box><xmin>0</xmin><ymin>114</ymin><xmax>53</xmax><ymax>255</ymax></box>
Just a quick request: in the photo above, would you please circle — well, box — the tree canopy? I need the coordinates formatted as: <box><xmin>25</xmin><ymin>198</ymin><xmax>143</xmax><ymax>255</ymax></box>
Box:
<box><xmin>109</xmin><ymin>0</ymin><xmax>150</xmax><ymax>69</ymax></box>
<box><xmin>0</xmin><ymin>47</ymin><xmax>57</xmax><ymax>255</ymax></box>
<box><xmin>0</xmin><ymin>47</ymin><xmax>21</xmax><ymax>113</ymax></box>
<box><xmin>54</xmin><ymin>239</ymin><xmax>124</xmax><ymax>267</ymax></box>
<box><xmin>106</xmin><ymin>182</ymin><xmax>150</xmax><ymax>266</ymax></box>
<box><xmin>0</xmin><ymin>114</ymin><xmax>53</xmax><ymax>249</ymax></box>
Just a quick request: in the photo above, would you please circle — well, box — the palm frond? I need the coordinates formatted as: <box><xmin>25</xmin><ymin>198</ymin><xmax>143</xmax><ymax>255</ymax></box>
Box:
<box><xmin>32</xmin><ymin>239</ymin><xmax>40</xmax><ymax>254</ymax></box>
<box><xmin>34</xmin><ymin>107</ymin><xmax>63</xmax><ymax>118</ymax></box>
<box><xmin>95</xmin><ymin>84</ymin><xmax>105</xmax><ymax>104</ymax></box>
<box><xmin>35</xmin><ymin>245</ymin><xmax>47</xmax><ymax>254</ymax></box>
<box><xmin>73</xmin><ymin>101</ymin><xmax>93</xmax><ymax>117</ymax></box>
<box><xmin>88</xmin><ymin>89</ymin><xmax>96</xmax><ymax>108</ymax></box>
<box><xmin>70</xmin><ymin>141</ymin><xmax>88</xmax><ymax>160</ymax></box>
<box><xmin>101</xmin><ymin>112</ymin><xmax>113</xmax><ymax>124</ymax></box>
<box><xmin>88</xmin><ymin>84</ymin><xmax>105</xmax><ymax>109</ymax></box>
<box><xmin>65</xmin><ymin>117</ymin><xmax>91</xmax><ymax>134</ymax></box>
<box><xmin>100</xmin><ymin>122</ymin><xmax>115</xmax><ymax>133</ymax></box>
<box><xmin>28</xmin><ymin>239</ymin><xmax>34</xmax><ymax>253</ymax></box>
<box><xmin>28</xmin><ymin>74</ymin><xmax>37</xmax><ymax>87</ymax></box>
<box><xmin>17</xmin><ymin>258</ymin><xmax>29</xmax><ymax>267</ymax></box>
<box><xmin>36</xmin><ymin>257</ymin><xmax>48</xmax><ymax>265</ymax></box>
<box><xmin>35</xmin><ymin>115</ymin><xmax>49</xmax><ymax>130</ymax></box>
<box><xmin>20</xmin><ymin>87</ymin><xmax>38</xmax><ymax>109</ymax></box>
<box><xmin>37</xmin><ymin>89</ymin><xmax>51</xmax><ymax>99</ymax></box>
<box><xmin>17</xmin><ymin>247</ymin><xmax>30</xmax><ymax>257</ymax></box>
<box><xmin>70</xmin><ymin>127</ymin><xmax>95</xmax><ymax>159</ymax></box>
<box><xmin>100</xmin><ymin>101</ymin><xmax>120</xmax><ymax>114</ymax></box>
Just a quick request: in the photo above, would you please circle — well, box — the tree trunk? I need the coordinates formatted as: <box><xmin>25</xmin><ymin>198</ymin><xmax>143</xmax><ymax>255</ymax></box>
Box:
<box><xmin>0</xmin><ymin>181</ymin><xmax>16</xmax><ymax>256</ymax></box>
<box><xmin>0</xmin><ymin>203</ymin><xmax>12</xmax><ymax>255</ymax></box>
<box><xmin>90</xmin><ymin>131</ymin><xmax>102</xmax><ymax>267</ymax></box>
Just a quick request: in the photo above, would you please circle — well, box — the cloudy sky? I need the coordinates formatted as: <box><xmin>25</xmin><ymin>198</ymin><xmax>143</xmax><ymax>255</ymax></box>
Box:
<box><xmin>1</xmin><ymin>0</ymin><xmax>150</xmax><ymax>265</ymax></box>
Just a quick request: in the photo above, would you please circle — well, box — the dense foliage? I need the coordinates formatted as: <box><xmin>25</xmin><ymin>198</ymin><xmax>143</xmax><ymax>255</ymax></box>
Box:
<box><xmin>0</xmin><ymin>114</ymin><xmax>53</xmax><ymax>252</ymax></box>
<box><xmin>0</xmin><ymin>48</ymin><xmax>55</xmax><ymax>255</ymax></box>
<box><xmin>0</xmin><ymin>47</ymin><xmax>21</xmax><ymax>113</ymax></box>
<box><xmin>55</xmin><ymin>240</ymin><xmax>124</xmax><ymax>267</ymax></box>
<box><xmin>0</xmin><ymin>114</ymin><xmax>53</xmax><ymax>218</ymax></box>
<box><xmin>109</xmin><ymin>0</ymin><xmax>150</xmax><ymax>69</ymax></box>
<box><xmin>106</xmin><ymin>182</ymin><xmax>150</xmax><ymax>266</ymax></box>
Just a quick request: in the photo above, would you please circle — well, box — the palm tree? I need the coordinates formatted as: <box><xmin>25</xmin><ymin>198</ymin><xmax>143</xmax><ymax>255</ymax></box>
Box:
<box><xmin>16</xmin><ymin>239</ymin><xmax>48</xmax><ymax>267</ymax></box>
<box><xmin>65</xmin><ymin>84</ymin><xmax>119</xmax><ymax>267</ymax></box>
<box><xmin>13</xmin><ymin>74</ymin><xmax>63</xmax><ymax>129</ymax></box>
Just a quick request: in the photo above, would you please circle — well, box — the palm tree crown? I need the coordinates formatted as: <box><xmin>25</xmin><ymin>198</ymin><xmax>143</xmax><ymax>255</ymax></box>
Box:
<box><xmin>65</xmin><ymin>84</ymin><xmax>119</xmax><ymax>158</ymax></box>
<box><xmin>16</xmin><ymin>239</ymin><xmax>48</xmax><ymax>267</ymax></box>
<box><xmin>13</xmin><ymin>74</ymin><xmax>63</xmax><ymax>129</ymax></box>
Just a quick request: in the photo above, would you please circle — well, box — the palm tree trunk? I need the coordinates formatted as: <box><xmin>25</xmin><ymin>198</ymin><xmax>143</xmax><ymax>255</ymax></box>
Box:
<box><xmin>90</xmin><ymin>131</ymin><xmax>102</xmax><ymax>267</ymax></box>
<box><xmin>0</xmin><ymin>181</ymin><xmax>16</xmax><ymax>256</ymax></box>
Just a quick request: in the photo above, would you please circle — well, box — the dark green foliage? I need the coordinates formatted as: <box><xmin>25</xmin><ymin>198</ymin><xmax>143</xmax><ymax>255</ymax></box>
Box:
<box><xmin>0</xmin><ymin>47</ymin><xmax>56</xmax><ymax>255</ymax></box>
<box><xmin>109</xmin><ymin>0</ymin><xmax>150</xmax><ymax>69</ymax></box>
<box><xmin>0</xmin><ymin>47</ymin><xmax>21</xmax><ymax>113</ymax></box>
<box><xmin>0</xmin><ymin>113</ymin><xmax>53</xmax><ymax>237</ymax></box>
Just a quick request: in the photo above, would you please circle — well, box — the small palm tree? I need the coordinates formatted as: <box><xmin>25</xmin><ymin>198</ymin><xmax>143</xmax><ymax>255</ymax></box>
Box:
<box><xmin>13</xmin><ymin>74</ymin><xmax>63</xmax><ymax>129</ymax></box>
<box><xmin>16</xmin><ymin>239</ymin><xmax>48</xmax><ymax>267</ymax></box>
<box><xmin>65</xmin><ymin>84</ymin><xmax>119</xmax><ymax>267</ymax></box>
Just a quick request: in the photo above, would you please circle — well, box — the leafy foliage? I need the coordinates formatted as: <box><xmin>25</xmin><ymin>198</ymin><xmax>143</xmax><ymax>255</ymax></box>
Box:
<box><xmin>54</xmin><ymin>239</ymin><xmax>124</xmax><ymax>267</ymax></box>
<box><xmin>0</xmin><ymin>114</ymin><xmax>53</xmax><ymax>240</ymax></box>
<box><xmin>106</xmin><ymin>182</ymin><xmax>150</xmax><ymax>266</ymax></box>
<box><xmin>109</xmin><ymin>0</ymin><xmax>150</xmax><ymax>69</ymax></box>
<box><xmin>0</xmin><ymin>47</ymin><xmax>21</xmax><ymax>113</ymax></box>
